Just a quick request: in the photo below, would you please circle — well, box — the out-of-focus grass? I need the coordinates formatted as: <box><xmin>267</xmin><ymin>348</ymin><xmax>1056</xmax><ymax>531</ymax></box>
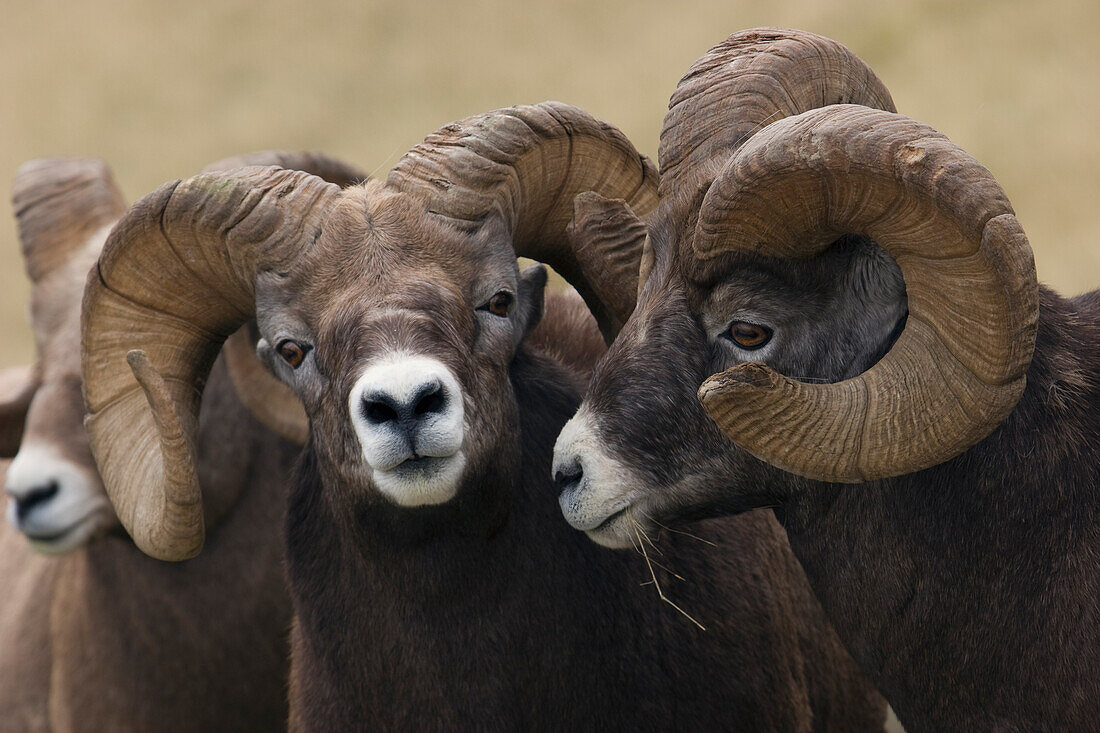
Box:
<box><xmin>2</xmin><ymin>0</ymin><xmax>1098</xmax><ymax>366</ymax></box>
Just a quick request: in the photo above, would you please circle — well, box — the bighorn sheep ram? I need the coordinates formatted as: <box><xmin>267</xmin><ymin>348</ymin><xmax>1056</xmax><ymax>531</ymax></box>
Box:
<box><xmin>0</xmin><ymin>152</ymin><xmax>366</xmax><ymax>732</ymax></box>
<box><xmin>553</xmin><ymin>28</ymin><xmax>1099</xmax><ymax>731</ymax></box>
<box><xmin>81</xmin><ymin>102</ymin><xmax>888</xmax><ymax>730</ymax></box>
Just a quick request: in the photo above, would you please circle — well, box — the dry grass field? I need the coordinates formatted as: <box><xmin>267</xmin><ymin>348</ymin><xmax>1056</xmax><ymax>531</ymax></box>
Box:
<box><xmin>2</xmin><ymin>0</ymin><xmax>1098</xmax><ymax>367</ymax></box>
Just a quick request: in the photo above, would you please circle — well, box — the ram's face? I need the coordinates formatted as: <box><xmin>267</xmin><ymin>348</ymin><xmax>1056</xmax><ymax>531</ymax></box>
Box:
<box><xmin>255</xmin><ymin>184</ymin><xmax>543</xmax><ymax>508</ymax></box>
<box><xmin>554</xmin><ymin>206</ymin><xmax>908</xmax><ymax>548</ymax></box>
<box><xmin>554</xmin><ymin>221</ymin><xmax>765</xmax><ymax>548</ymax></box>
<box><xmin>4</xmin><ymin>236</ymin><xmax>119</xmax><ymax>554</ymax></box>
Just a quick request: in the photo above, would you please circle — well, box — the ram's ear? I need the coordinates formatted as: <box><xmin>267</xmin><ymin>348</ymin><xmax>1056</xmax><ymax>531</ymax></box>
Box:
<box><xmin>514</xmin><ymin>263</ymin><xmax>549</xmax><ymax>346</ymax></box>
<box><xmin>566</xmin><ymin>192</ymin><xmax>648</xmax><ymax>341</ymax></box>
<box><xmin>0</xmin><ymin>365</ymin><xmax>39</xmax><ymax>458</ymax></box>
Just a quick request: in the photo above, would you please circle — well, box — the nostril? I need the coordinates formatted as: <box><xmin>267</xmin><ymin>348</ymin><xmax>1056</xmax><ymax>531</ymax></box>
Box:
<box><xmin>362</xmin><ymin>381</ymin><xmax>447</xmax><ymax>426</ymax></box>
<box><xmin>554</xmin><ymin>461</ymin><xmax>584</xmax><ymax>492</ymax></box>
<box><xmin>412</xmin><ymin>382</ymin><xmax>445</xmax><ymax>417</ymax></box>
<box><xmin>16</xmin><ymin>480</ymin><xmax>59</xmax><ymax>520</ymax></box>
<box><xmin>363</xmin><ymin>395</ymin><xmax>400</xmax><ymax>425</ymax></box>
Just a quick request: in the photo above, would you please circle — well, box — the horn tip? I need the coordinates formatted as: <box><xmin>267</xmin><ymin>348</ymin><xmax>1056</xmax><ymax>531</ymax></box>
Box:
<box><xmin>700</xmin><ymin>362</ymin><xmax>784</xmax><ymax>402</ymax></box>
<box><xmin>126</xmin><ymin>349</ymin><xmax>150</xmax><ymax>369</ymax></box>
<box><xmin>137</xmin><ymin>533</ymin><xmax>204</xmax><ymax>562</ymax></box>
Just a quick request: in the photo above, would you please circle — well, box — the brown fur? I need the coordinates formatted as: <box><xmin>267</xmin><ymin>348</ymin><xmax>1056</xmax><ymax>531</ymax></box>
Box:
<box><xmin>282</xmin><ymin>292</ymin><xmax>886</xmax><ymax>731</ymax></box>
<box><xmin>0</xmin><ymin>362</ymin><xmax>294</xmax><ymax>733</ymax></box>
<box><xmin>0</xmin><ymin>459</ymin><xmax>57</xmax><ymax>733</ymax></box>
<box><xmin>559</xmin><ymin>30</ymin><xmax>1087</xmax><ymax>727</ymax></box>
<box><xmin>574</xmin><ymin>203</ymin><xmax>1099</xmax><ymax>730</ymax></box>
<box><xmin>243</xmin><ymin>192</ymin><xmax>886</xmax><ymax>729</ymax></box>
<box><xmin>1</xmin><ymin>159</ymin><xmax>295</xmax><ymax>731</ymax></box>
<box><xmin>0</xmin><ymin>366</ymin><xmax>35</xmax><ymax>457</ymax></box>
<box><xmin>44</xmin><ymin>370</ymin><xmax>291</xmax><ymax>733</ymax></box>
<box><xmin>79</xmin><ymin>119</ymin><xmax>886</xmax><ymax>730</ymax></box>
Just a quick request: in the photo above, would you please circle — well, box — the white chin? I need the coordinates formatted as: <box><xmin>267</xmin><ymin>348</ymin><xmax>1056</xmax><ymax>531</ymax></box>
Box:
<box><xmin>373</xmin><ymin>453</ymin><xmax>466</xmax><ymax>507</ymax></box>
<box><xmin>585</xmin><ymin>511</ymin><xmax>639</xmax><ymax>550</ymax></box>
<box><xmin>25</xmin><ymin>512</ymin><xmax>110</xmax><ymax>555</ymax></box>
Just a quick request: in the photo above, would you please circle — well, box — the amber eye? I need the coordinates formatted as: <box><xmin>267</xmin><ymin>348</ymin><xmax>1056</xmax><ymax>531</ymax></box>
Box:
<box><xmin>276</xmin><ymin>339</ymin><xmax>310</xmax><ymax>368</ymax></box>
<box><xmin>726</xmin><ymin>322</ymin><xmax>772</xmax><ymax>350</ymax></box>
<box><xmin>481</xmin><ymin>291</ymin><xmax>514</xmax><ymax>317</ymax></box>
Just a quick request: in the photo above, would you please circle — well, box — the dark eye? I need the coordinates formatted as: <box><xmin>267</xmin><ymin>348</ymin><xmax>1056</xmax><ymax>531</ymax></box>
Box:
<box><xmin>725</xmin><ymin>322</ymin><xmax>772</xmax><ymax>350</ymax></box>
<box><xmin>276</xmin><ymin>339</ymin><xmax>311</xmax><ymax>368</ymax></box>
<box><xmin>480</xmin><ymin>291</ymin><xmax>513</xmax><ymax>318</ymax></box>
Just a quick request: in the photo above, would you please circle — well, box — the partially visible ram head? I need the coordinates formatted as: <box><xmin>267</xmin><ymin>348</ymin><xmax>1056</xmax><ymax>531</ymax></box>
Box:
<box><xmin>2</xmin><ymin>158</ymin><xmax>124</xmax><ymax>553</ymax></box>
<box><xmin>553</xmin><ymin>28</ymin><xmax>1038</xmax><ymax>547</ymax></box>
<box><xmin>2</xmin><ymin>153</ymin><xmax>366</xmax><ymax>554</ymax></box>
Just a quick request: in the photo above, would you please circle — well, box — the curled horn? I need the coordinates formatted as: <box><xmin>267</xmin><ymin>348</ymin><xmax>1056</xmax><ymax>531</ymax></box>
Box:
<box><xmin>386</xmin><ymin>101</ymin><xmax>658</xmax><ymax>342</ymax></box>
<box><xmin>6</xmin><ymin>157</ymin><xmax>126</xmax><ymax>455</ymax></box>
<box><xmin>205</xmin><ymin>151</ymin><xmax>370</xmax><ymax>445</ymax></box>
<box><xmin>221</xmin><ymin>322</ymin><xmax>309</xmax><ymax>445</ymax></box>
<box><xmin>659</xmin><ymin>28</ymin><xmax>896</xmax><ymax>195</ymax></box>
<box><xmin>562</xmin><ymin>28</ymin><xmax>897</xmax><ymax>318</ymax></box>
<box><xmin>201</xmin><ymin>150</ymin><xmax>368</xmax><ymax>188</ymax></box>
<box><xmin>566</xmin><ymin>193</ymin><xmax>650</xmax><ymax>330</ymax></box>
<box><xmin>82</xmin><ymin>167</ymin><xmax>340</xmax><ymax>560</ymax></box>
<box><xmin>696</xmin><ymin>105</ymin><xmax>1038</xmax><ymax>482</ymax></box>
<box><xmin>13</xmin><ymin>157</ymin><xmax>127</xmax><ymax>282</ymax></box>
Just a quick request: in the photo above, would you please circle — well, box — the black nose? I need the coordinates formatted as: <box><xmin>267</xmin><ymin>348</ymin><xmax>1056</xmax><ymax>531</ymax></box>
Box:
<box><xmin>362</xmin><ymin>380</ymin><xmax>447</xmax><ymax>436</ymax></box>
<box><xmin>554</xmin><ymin>460</ymin><xmax>584</xmax><ymax>493</ymax></box>
<box><xmin>15</xmin><ymin>481</ymin><xmax>59</xmax><ymax>521</ymax></box>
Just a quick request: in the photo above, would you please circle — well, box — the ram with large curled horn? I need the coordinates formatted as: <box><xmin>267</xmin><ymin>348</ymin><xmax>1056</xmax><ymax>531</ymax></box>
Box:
<box><xmin>554</xmin><ymin>28</ymin><xmax>1097</xmax><ymax>731</ymax></box>
<box><xmin>82</xmin><ymin>103</ymin><xmax>654</xmax><ymax>562</ymax></box>
<box><xmin>1</xmin><ymin>151</ymin><xmax>366</xmax><ymax>732</ymax></box>
<box><xmin>81</xmin><ymin>102</ymin><xmax>892</xmax><ymax>730</ymax></box>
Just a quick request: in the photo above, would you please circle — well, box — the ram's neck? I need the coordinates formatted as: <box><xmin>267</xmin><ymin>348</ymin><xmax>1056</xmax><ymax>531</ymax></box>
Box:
<box><xmin>285</xmin><ymin>351</ymin><xmax>698</xmax><ymax>731</ymax></box>
<box><xmin>779</xmin><ymin>286</ymin><xmax>1100</xmax><ymax>731</ymax></box>
<box><xmin>284</xmin><ymin>350</ymin><xmax>584</xmax><ymax>729</ymax></box>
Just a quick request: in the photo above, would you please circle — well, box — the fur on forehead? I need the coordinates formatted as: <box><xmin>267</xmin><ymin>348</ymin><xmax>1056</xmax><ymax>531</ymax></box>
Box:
<box><xmin>305</xmin><ymin>181</ymin><xmax>510</xmax><ymax>286</ymax></box>
<box><xmin>270</xmin><ymin>181</ymin><xmax>523</xmax><ymax>344</ymax></box>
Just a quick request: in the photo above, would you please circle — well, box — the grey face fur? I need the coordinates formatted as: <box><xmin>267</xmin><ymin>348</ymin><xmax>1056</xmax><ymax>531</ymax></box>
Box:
<box><xmin>701</xmin><ymin>235</ymin><xmax>907</xmax><ymax>384</ymax></box>
<box><xmin>554</xmin><ymin>215</ymin><xmax>908</xmax><ymax>548</ymax></box>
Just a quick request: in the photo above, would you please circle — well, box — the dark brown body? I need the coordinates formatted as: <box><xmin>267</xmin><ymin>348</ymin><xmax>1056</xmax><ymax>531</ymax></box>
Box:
<box><xmin>0</xmin><ymin>359</ymin><xmax>293</xmax><ymax>733</ymax></box>
<box><xmin>775</xmin><ymin>287</ymin><xmax>1100</xmax><ymax>730</ymax></box>
<box><xmin>572</xmin><ymin>273</ymin><xmax>1100</xmax><ymax>730</ymax></box>
<box><xmin>284</xmin><ymin>296</ymin><xmax>884</xmax><ymax>732</ymax></box>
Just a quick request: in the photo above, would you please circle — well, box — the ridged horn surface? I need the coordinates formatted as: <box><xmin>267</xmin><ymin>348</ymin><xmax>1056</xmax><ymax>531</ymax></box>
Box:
<box><xmin>82</xmin><ymin>167</ymin><xmax>339</xmax><ymax>560</ymax></box>
<box><xmin>203</xmin><ymin>151</ymin><xmax>369</xmax><ymax>445</ymax></box>
<box><xmin>565</xmin><ymin>192</ymin><xmax>649</xmax><ymax>334</ymax></box>
<box><xmin>659</xmin><ymin>28</ymin><xmax>896</xmax><ymax>197</ymax></box>
<box><xmin>696</xmin><ymin>105</ymin><xmax>1038</xmax><ymax>482</ymax></box>
<box><xmin>386</xmin><ymin>102</ymin><xmax>658</xmax><ymax>342</ymax></box>
<box><xmin>13</xmin><ymin>157</ymin><xmax>126</xmax><ymax>282</ymax></box>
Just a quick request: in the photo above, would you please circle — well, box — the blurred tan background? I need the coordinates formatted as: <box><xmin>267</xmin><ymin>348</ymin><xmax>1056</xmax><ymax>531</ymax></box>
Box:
<box><xmin>2</xmin><ymin>0</ymin><xmax>1098</xmax><ymax>367</ymax></box>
